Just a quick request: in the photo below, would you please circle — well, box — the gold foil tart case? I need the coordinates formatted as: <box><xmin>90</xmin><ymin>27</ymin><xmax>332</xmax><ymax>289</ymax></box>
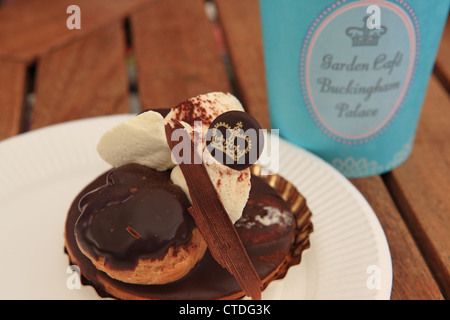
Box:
<box><xmin>250</xmin><ymin>165</ymin><xmax>314</xmax><ymax>288</ymax></box>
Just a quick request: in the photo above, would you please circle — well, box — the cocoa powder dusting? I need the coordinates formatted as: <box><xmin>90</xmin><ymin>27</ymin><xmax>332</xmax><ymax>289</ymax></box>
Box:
<box><xmin>173</xmin><ymin>98</ymin><xmax>215</xmax><ymax>127</ymax></box>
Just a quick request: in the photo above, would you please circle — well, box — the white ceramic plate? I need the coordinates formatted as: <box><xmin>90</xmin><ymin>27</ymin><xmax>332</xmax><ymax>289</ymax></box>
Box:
<box><xmin>0</xmin><ymin>115</ymin><xmax>392</xmax><ymax>300</ymax></box>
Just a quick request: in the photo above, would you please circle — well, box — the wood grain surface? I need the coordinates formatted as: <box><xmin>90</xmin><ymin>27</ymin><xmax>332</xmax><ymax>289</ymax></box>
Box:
<box><xmin>435</xmin><ymin>19</ymin><xmax>450</xmax><ymax>91</ymax></box>
<box><xmin>215</xmin><ymin>0</ymin><xmax>271</xmax><ymax>129</ymax></box>
<box><xmin>131</xmin><ymin>0</ymin><xmax>230</xmax><ymax>110</ymax></box>
<box><xmin>0</xmin><ymin>59</ymin><xmax>26</xmax><ymax>139</ymax></box>
<box><xmin>384</xmin><ymin>76</ymin><xmax>450</xmax><ymax>299</ymax></box>
<box><xmin>30</xmin><ymin>22</ymin><xmax>129</xmax><ymax>129</ymax></box>
<box><xmin>0</xmin><ymin>0</ymin><xmax>151</xmax><ymax>63</ymax></box>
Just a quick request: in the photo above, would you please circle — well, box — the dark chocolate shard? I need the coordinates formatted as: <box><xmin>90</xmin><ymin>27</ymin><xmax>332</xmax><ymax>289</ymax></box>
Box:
<box><xmin>165</xmin><ymin>120</ymin><xmax>262</xmax><ymax>300</ymax></box>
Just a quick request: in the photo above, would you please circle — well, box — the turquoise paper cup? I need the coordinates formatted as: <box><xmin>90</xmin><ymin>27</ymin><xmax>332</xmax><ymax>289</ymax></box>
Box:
<box><xmin>260</xmin><ymin>0</ymin><xmax>449</xmax><ymax>177</ymax></box>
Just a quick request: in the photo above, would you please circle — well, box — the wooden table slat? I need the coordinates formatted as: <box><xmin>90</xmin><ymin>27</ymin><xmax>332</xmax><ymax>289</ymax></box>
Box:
<box><xmin>0</xmin><ymin>0</ymin><xmax>152</xmax><ymax>63</ymax></box>
<box><xmin>350</xmin><ymin>176</ymin><xmax>444</xmax><ymax>299</ymax></box>
<box><xmin>435</xmin><ymin>19</ymin><xmax>450</xmax><ymax>89</ymax></box>
<box><xmin>130</xmin><ymin>0</ymin><xmax>231</xmax><ymax>110</ymax></box>
<box><xmin>384</xmin><ymin>75</ymin><xmax>450</xmax><ymax>299</ymax></box>
<box><xmin>214</xmin><ymin>0</ymin><xmax>271</xmax><ymax>129</ymax></box>
<box><xmin>0</xmin><ymin>59</ymin><xmax>26</xmax><ymax>139</ymax></box>
<box><xmin>31</xmin><ymin>22</ymin><xmax>130</xmax><ymax>129</ymax></box>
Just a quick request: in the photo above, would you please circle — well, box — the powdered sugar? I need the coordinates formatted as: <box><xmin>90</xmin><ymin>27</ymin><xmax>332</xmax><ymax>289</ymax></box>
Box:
<box><xmin>236</xmin><ymin>206</ymin><xmax>293</xmax><ymax>229</ymax></box>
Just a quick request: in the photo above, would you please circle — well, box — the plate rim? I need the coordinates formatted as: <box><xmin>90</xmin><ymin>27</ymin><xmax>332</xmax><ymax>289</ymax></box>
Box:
<box><xmin>0</xmin><ymin>114</ymin><xmax>393</xmax><ymax>300</ymax></box>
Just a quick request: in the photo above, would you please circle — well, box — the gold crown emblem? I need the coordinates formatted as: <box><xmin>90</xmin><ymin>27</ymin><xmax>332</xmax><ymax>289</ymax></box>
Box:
<box><xmin>209</xmin><ymin>121</ymin><xmax>252</xmax><ymax>161</ymax></box>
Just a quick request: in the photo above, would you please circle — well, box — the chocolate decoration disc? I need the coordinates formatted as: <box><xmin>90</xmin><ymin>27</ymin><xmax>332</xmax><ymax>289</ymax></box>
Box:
<box><xmin>206</xmin><ymin>111</ymin><xmax>264</xmax><ymax>170</ymax></box>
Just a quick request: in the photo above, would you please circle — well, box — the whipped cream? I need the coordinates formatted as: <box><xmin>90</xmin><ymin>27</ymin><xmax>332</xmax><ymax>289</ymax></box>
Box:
<box><xmin>171</xmin><ymin>152</ymin><xmax>251</xmax><ymax>224</ymax></box>
<box><xmin>97</xmin><ymin>111</ymin><xmax>174</xmax><ymax>171</ymax></box>
<box><xmin>97</xmin><ymin>92</ymin><xmax>251</xmax><ymax>224</ymax></box>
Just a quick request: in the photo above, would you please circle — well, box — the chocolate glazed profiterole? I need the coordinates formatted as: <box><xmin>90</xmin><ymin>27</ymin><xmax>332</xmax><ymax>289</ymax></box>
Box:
<box><xmin>65</xmin><ymin>165</ymin><xmax>297</xmax><ymax>299</ymax></box>
<box><xmin>74</xmin><ymin>164</ymin><xmax>207</xmax><ymax>285</ymax></box>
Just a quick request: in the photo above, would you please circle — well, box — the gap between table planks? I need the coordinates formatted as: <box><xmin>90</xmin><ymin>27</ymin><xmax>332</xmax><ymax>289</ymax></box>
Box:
<box><xmin>383</xmin><ymin>75</ymin><xmax>450</xmax><ymax>299</ymax></box>
<box><xmin>0</xmin><ymin>59</ymin><xmax>26</xmax><ymax>138</ymax></box>
<box><xmin>131</xmin><ymin>0</ymin><xmax>231</xmax><ymax>111</ymax></box>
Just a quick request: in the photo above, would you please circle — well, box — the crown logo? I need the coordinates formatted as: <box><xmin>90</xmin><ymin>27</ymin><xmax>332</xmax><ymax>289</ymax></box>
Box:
<box><xmin>345</xmin><ymin>16</ymin><xmax>387</xmax><ymax>47</ymax></box>
<box><xmin>209</xmin><ymin>121</ymin><xmax>252</xmax><ymax>161</ymax></box>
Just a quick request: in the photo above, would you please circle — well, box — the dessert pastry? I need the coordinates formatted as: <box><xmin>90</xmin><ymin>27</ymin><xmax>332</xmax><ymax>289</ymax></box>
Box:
<box><xmin>64</xmin><ymin>92</ymin><xmax>313</xmax><ymax>299</ymax></box>
<box><xmin>74</xmin><ymin>163</ymin><xmax>207</xmax><ymax>285</ymax></box>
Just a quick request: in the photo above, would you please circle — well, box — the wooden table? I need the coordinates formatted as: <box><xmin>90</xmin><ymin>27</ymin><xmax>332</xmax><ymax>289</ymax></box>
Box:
<box><xmin>0</xmin><ymin>0</ymin><xmax>448</xmax><ymax>300</ymax></box>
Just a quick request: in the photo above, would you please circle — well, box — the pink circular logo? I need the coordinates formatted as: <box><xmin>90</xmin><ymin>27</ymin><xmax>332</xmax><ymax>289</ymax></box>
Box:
<box><xmin>300</xmin><ymin>0</ymin><xmax>419</xmax><ymax>144</ymax></box>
